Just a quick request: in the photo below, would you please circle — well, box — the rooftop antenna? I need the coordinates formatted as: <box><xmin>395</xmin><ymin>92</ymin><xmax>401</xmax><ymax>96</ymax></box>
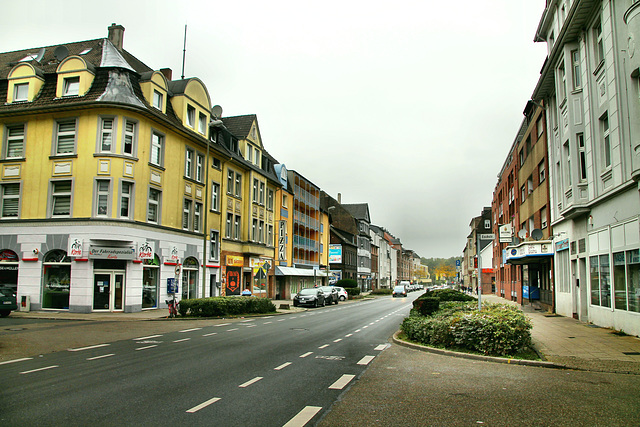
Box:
<box><xmin>181</xmin><ymin>24</ymin><xmax>187</xmax><ymax>80</ymax></box>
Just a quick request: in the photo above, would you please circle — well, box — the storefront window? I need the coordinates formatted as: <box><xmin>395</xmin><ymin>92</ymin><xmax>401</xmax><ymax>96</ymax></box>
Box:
<box><xmin>627</xmin><ymin>250</ymin><xmax>640</xmax><ymax>313</ymax></box>
<box><xmin>590</xmin><ymin>256</ymin><xmax>600</xmax><ymax>305</ymax></box>
<box><xmin>600</xmin><ymin>254</ymin><xmax>611</xmax><ymax>308</ymax></box>
<box><xmin>42</xmin><ymin>250</ymin><xmax>71</xmax><ymax>309</ymax></box>
<box><xmin>142</xmin><ymin>255</ymin><xmax>160</xmax><ymax>309</ymax></box>
<box><xmin>182</xmin><ymin>257</ymin><xmax>198</xmax><ymax>300</ymax></box>
<box><xmin>614</xmin><ymin>252</ymin><xmax>627</xmax><ymax>310</ymax></box>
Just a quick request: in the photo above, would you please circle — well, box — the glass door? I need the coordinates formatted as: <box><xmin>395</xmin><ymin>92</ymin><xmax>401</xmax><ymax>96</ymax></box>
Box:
<box><xmin>93</xmin><ymin>271</ymin><xmax>125</xmax><ymax>311</ymax></box>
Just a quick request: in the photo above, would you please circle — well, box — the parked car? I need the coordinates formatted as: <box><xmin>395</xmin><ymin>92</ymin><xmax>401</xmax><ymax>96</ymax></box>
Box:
<box><xmin>392</xmin><ymin>285</ymin><xmax>407</xmax><ymax>297</ymax></box>
<box><xmin>334</xmin><ymin>286</ymin><xmax>348</xmax><ymax>301</ymax></box>
<box><xmin>319</xmin><ymin>286</ymin><xmax>339</xmax><ymax>305</ymax></box>
<box><xmin>293</xmin><ymin>288</ymin><xmax>326</xmax><ymax>308</ymax></box>
<box><xmin>0</xmin><ymin>286</ymin><xmax>18</xmax><ymax>317</ymax></box>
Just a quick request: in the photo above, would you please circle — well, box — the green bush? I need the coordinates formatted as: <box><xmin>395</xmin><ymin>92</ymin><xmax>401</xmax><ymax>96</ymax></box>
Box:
<box><xmin>344</xmin><ymin>287</ymin><xmax>361</xmax><ymax>297</ymax></box>
<box><xmin>401</xmin><ymin>303</ymin><xmax>532</xmax><ymax>357</ymax></box>
<box><xmin>177</xmin><ymin>297</ymin><xmax>276</xmax><ymax>317</ymax></box>
<box><xmin>336</xmin><ymin>279</ymin><xmax>357</xmax><ymax>288</ymax></box>
<box><xmin>370</xmin><ymin>288</ymin><xmax>393</xmax><ymax>295</ymax></box>
<box><xmin>420</xmin><ymin>288</ymin><xmax>476</xmax><ymax>302</ymax></box>
<box><xmin>412</xmin><ymin>297</ymin><xmax>440</xmax><ymax>316</ymax></box>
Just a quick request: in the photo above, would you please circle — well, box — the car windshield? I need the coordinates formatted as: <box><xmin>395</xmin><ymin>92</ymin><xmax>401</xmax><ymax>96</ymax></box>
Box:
<box><xmin>394</xmin><ymin>286</ymin><xmax>404</xmax><ymax>291</ymax></box>
<box><xmin>299</xmin><ymin>289</ymin><xmax>317</xmax><ymax>295</ymax></box>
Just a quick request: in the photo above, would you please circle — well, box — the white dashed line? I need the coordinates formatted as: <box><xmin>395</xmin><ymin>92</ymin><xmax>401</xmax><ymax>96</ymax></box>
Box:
<box><xmin>179</xmin><ymin>328</ymin><xmax>202</xmax><ymax>333</ymax></box>
<box><xmin>173</xmin><ymin>338</ymin><xmax>191</xmax><ymax>343</ymax></box>
<box><xmin>20</xmin><ymin>365</ymin><xmax>59</xmax><ymax>374</ymax></box>
<box><xmin>86</xmin><ymin>354</ymin><xmax>115</xmax><ymax>361</ymax></box>
<box><xmin>227</xmin><ymin>328</ymin><xmax>239</xmax><ymax>332</ymax></box>
<box><xmin>333</xmin><ymin>338</ymin><xmax>342</xmax><ymax>343</ymax></box>
<box><xmin>319</xmin><ymin>344</ymin><xmax>329</xmax><ymax>349</ymax></box>
<box><xmin>0</xmin><ymin>358</ymin><xmax>33</xmax><ymax>365</ymax></box>
<box><xmin>329</xmin><ymin>374</ymin><xmax>355</xmax><ymax>390</ymax></box>
<box><xmin>357</xmin><ymin>355</ymin><xmax>375</xmax><ymax>365</ymax></box>
<box><xmin>214</xmin><ymin>323</ymin><xmax>231</xmax><ymax>327</ymax></box>
<box><xmin>354</xmin><ymin>329</ymin><xmax>361</xmax><ymax>333</ymax></box>
<box><xmin>264</xmin><ymin>321</ymin><xmax>273</xmax><ymax>325</ymax></box>
<box><xmin>274</xmin><ymin>362</ymin><xmax>292</xmax><ymax>371</ymax></box>
<box><xmin>135</xmin><ymin>345</ymin><xmax>157</xmax><ymax>351</ymax></box>
<box><xmin>239</xmin><ymin>376</ymin><xmax>263</xmax><ymax>388</ymax></box>
<box><xmin>299</xmin><ymin>352</ymin><xmax>313</xmax><ymax>358</ymax></box>
<box><xmin>345</xmin><ymin>334</ymin><xmax>353</xmax><ymax>337</ymax></box>
<box><xmin>133</xmin><ymin>335</ymin><xmax>162</xmax><ymax>340</ymax></box>
<box><xmin>186</xmin><ymin>397</ymin><xmax>221</xmax><ymax>413</ymax></box>
<box><xmin>68</xmin><ymin>344</ymin><xmax>110</xmax><ymax>352</ymax></box>
<box><xmin>283</xmin><ymin>406</ymin><xmax>322</xmax><ymax>427</ymax></box>
<box><xmin>202</xmin><ymin>332</ymin><xmax>218</xmax><ymax>337</ymax></box>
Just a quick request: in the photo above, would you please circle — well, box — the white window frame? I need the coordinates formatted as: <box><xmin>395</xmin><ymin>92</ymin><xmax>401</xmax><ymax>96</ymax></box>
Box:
<box><xmin>94</xmin><ymin>179</ymin><xmax>111</xmax><ymax>217</ymax></box>
<box><xmin>194</xmin><ymin>202</ymin><xmax>202</xmax><ymax>232</ymax></box>
<box><xmin>183</xmin><ymin>199</ymin><xmax>193</xmax><ymax>230</ymax></box>
<box><xmin>122</xmin><ymin>119</ymin><xmax>137</xmax><ymax>156</ymax></box>
<box><xmin>4</xmin><ymin>124</ymin><xmax>25</xmax><ymax>159</ymax></box>
<box><xmin>227</xmin><ymin>170</ymin><xmax>234</xmax><ymax>195</ymax></box>
<box><xmin>55</xmin><ymin>119</ymin><xmax>76</xmax><ymax>155</ymax></box>
<box><xmin>119</xmin><ymin>180</ymin><xmax>134</xmax><ymax>220</ymax></box>
<box><xmin>62</xmin><ymin>76</ymin><xmax>80</xmax><ymax>96</ymax></box>
<box><xmin>98</xmin><ymin>117</ymin><xmax>115</xmax><ymax>153</ymax></box>
<box><xmin>198</xmin><ymin>113</ymin><xmax>207</xmax><ymax>135</ymax></box>
<box><xmin>267</xmin><ymin>189</ymin><xmax>274</xmax><ymax>211</ymax></box>
<box><xmin>234</xmin><ymin>215</ymin><xmax>241</xmax><ymax>240</ymax></box>
<box><xmin>235</xmin><ymin>173</ymin><xmax>241</xmax><ymax>198</ymax></box>
<box><xmin>50</xmin><ymin>179</ymin><xmax>73</xmax><ymax>218</ymax></box>
<box><xmin>196</xmin><ymin>153</ymin><xmax>204</xmax><ymax>182</ymax></box>
<box><xmin>211</xmin><ymin>182</ymin><xmax>220</xmax><ymax>211</ymax></box>
<box><xmin>1</xmin><ymin>182</ymin><xmax>20</xmax><ymax>218</ymax></box>
<box><xmin>14</xmin><ymin>82</ymin><xmax>28</xmax><ymax>102</ymax></box>
<box><xmin>601</xmin><ymin>113</ymin><xmax>611</xmax><ymax>169</ymax></box>
<box><xmin>147</xmin><ymin>187</ymin><xmax>161</xmax><ymax>224</ymax></box>
<box><xmin>259</xmin><ymin>182</ymin><xmax>265</xmax><ymax>205</ymax></box>
<box><xmin>187</xmin><ymin>105</ymin><xmax>196</xmax><ymax>128</ymax></box>
<box><xmin>571</xmin><ymin>49</ymin><xmax>581</xmax><ymax>89</ymax></box>
<box><xmin>226</xmin><ymin>213</ymin><xmax>233</xmax><ymax>238</ymax></box>
<box><xmin>253</xmin><ymin>179</ymin><xmax>259</xmax><ymax>202</ymax></box>
<box><xmin>210</xmin><ymin>229</ymin><xmax>220</xmax><ymax>261</ymax></box>
<box><xmin>577</xmin><ymin>133</ymin><xmax>587</xmax><ymax>182</ymax></box>
<box><xmin>152</xmin><ymin>90</ymin><xmax>163</xmax><ymax>110</ymax></box>
<box><xmin>185</xmin><ymin>148</ymin><xmax>194</xmax><ymax>178</ymax></box>
<box><xmin>150</xmin><ymin>130</ymin><xmax>164</xmax><ymax>166</ymax></box>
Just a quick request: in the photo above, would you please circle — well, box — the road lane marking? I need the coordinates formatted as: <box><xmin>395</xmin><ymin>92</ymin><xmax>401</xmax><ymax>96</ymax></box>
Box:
<box><xmin>173</xmin><ymin>338</ymin><xmax>191</xmax><ymax>343</ymax></box>
<box><xmin>135</xmin><ymin>345</ymin><xmax>157</xmax><ymax>351</ymax></box>
<box><xmin>264</xmin><ymin>321</ymin><xmax>273</xmax><ymax>324</ymax></box>
<box><xmin>299</xmin><ymin>352</ymin><xmax>313</xmax><ymax>358</ymax></box>
<box><xmin>374</xmin><ymin>344</ymin><xmax>388</xmax><ymax>351</ymax></box>
<box><xmin>239</xmin><ymin>376</ymin><xmax>263</xmax><ymax>388</ymax></box>
<box><xmin>133</xmin><ymin>335</ymin><xmax>162</xmax><ymax>340</ymax></box>
<box><xmin>241</xmin><ymin>319</ymin><xmax>254</xmax><ymax>323</ymax></box>
<box><xmin>87</xmin><ymin>354</ymin><xmax>115</xmax><ymax>361</ymax></box>
<box><xmin>329</xmin><ymin>374</ymin><xmax>355</xmax><ymax>390</ymax></box>
<box><xmin>68</xmin><ymin>344</ymin><xmax>110</xmax><ymax>352</ymax></box>
<box><xmin>202</xmin><ymin>332</ymin><xmax>218</xmax><ymax>337</ymax></box>
<box><xmin>246</xmin><ymin>325</ymin><xmax>257</xmax><ymax>328</ymax></box>
<box><xmin>283</xmin><ymin>406</ymin><xmax>322</xmax><ymax>427</ymax></box>
<box><xmin>354</xmin><ymin>329</ymin><xmax>361</xmax><ymax>333</ymax></box>
<box><xmin>278</xmin><ymin>319</ymin><xmax>287</xmax><ymax>322</ymax></box>
<box><xmin>0</xmin><ymin>357</ymin><xmax>33</xmax><ymax>365</ymax></box>
<box><xmin>333</xmin><ymin>339</ymin><xmax>342</xmax><ymax>343</ymax></box>
<box><xmin>318</xmin><ymin>344</ymin><xmax>329</xmax><ymax>349</ymax></box>
<box><xmin>179</xmin><ymin>328</ymin><xmax>202</xmax><ymax>333</ymax></box>
<box><xmin>362</xmin><ymin>325</ymin><xmax>369</xmax><ymax>329</ymax></box>
<box><xmin>186</xmin><ymin>397</ymin><xmax>221</xmax><ymax>413</ymax></box>
<box><xmin>227</xmin><ymin>328</ymin><xmax>239</xmax><ymax>332</ymax></box>
<box><xmin>274</xmin><ymin>362</ymin><xmax>292</xmax><ymax>370</ymax></box>
<box><xmin>20</xmin><ymin>365</ymin><xmax>59</xmax><ymax>374</ymax></box>
<box><xmin>344</xmin><ymin>334</ymin><xmax>353</xmax><ymax>337</ymax></box>
<box><xmin>357</xmin><ymin>355</ymin><xmax>375</xmax><ymax>365</ymax></box>
<box><xmin>214</xmin><ymin>323</ymin><xmax>231</xmax><ymax>327</ymax></box>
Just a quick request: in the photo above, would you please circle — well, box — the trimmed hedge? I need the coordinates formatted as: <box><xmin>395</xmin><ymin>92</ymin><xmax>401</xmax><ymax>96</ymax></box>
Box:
<box><xmin>177</xmin><ymin>297</ymin><xmax>276</xmax><ymax>317</ymax></box>
<box><xmin>336</xmin><ymin>279</ymin><xmax>357</xmax><ymax>288</ymax></box>
<box><xmin>370</xmin><ymin>288</ymin><xmax>393</xmax><ymax>295</ymax></box>
<box><xmin>345</xmin><ymin>287</ymin><xmax>361</xmax><ymax>297</ymax></box>
<box><xmin>420</xmin><ymin>288</ymin><xmax>476</xmax><ymax>302</ymax></box>
<box><xmin>401</xmin><ymin>303</ymin><xmax>532</xmax><ymax>357</ymax></box>
<box><xmin>413</xmin><ymin>297</ymin><xmax>440</xmax><ymax>316</ymax></box>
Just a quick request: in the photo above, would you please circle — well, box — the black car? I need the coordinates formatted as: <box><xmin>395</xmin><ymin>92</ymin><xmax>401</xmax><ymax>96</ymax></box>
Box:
<box><xmin>293</xmin><ymin>288</ymin><xmax>326</xmax><ymax>308</ymax></box>
<box><xmin>0</xmin><ymin>287</ymin><xmax>18</xmax><ymax>317</ymax></box>
<box><xmin>318</xmin><ymin>286</ymin><xmax>339</xmax><ymax>305</ymax></box>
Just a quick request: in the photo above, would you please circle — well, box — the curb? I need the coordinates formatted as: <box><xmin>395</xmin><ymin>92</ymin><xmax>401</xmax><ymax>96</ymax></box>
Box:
<box><xmin>392</xmin><ymin>330</ymin><xmax>567</xmax><ymax>369</ymax></box>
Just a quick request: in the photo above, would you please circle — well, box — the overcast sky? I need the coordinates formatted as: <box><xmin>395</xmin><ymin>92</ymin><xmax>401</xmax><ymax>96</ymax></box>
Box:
<box><xmin>2</xmin><ymin>0</ymin><xmax>548</xmax><ymax>258</ymax></box>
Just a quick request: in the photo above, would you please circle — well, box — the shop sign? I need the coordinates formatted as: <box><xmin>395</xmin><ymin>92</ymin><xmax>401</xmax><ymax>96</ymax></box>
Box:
<box><xmin>499</xmin><ymin>224</ymin><xmax>513</xmax><ymax>243</ymax></box>
<box><xmin>329</xmin><ymin>244</ymin><xmax>342</xmax><ymax>263</ymax></box>
<box><xmin>227</xmin><ymin>255</ymin><xmax>244</xmax><ymax>267</ymax></box>
<box><xmin>138</xmin><ymin>241</ymin><xmax>154</xmax><ymax>259</ymax></box>
<box><xmin>278</xmin><ymin>221</ymin><xmax>287</xmax><ymax>261</ymax></box>
<box><xmin>0</xmin><ymin>264</ymin><xmax>18</xmax><ymax>270</ymax></box>
<box><xmin>68</xmin><ymin>239</ymin><xmax>83</xmax><ymax>257</ymax></box>
<box><xmin>555</xmin><ymin>238</ymin><xmax>569</xmax><ymax>252</ymax></box>
<box><xmin>169</xmin><ymin>246</ymin><xmax>180</xmax><ymax>262</ymax></box>
<box><xmin>89</xmin><ymin>246</ymin><xmax>135</xmax><ymax>260</ymax></box>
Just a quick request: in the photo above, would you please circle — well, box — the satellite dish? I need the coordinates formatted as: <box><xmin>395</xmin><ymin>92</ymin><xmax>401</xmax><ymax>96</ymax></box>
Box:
<box><xmin>211</xmin><ymin>105</ymin><xmax>223</xmax><ymax>119</ymax></box>
<box><xmin>34</xmin><ymin>48</ymin><xmax>45</xmax><ymax>63</ymax></box>
<box><xmin>531</xmin><ymin>228</ymin><xmax>543</xmax><ymax>241</ymax></box>
<box><xmin>54</xmin><ymin>46</ymin><xmax>69</xmax><ymax>61</ymax></box>
<box><xmin>518</xmin><ymin>229</ymin><xmax>527</xmax><ymax>239</ymax></box>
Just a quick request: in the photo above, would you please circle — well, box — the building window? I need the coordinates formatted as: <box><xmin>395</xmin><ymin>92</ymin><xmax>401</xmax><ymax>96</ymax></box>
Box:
<box><xmin>42</xmin><ymin>250</ymin><xmax>71</xmax><ymax>310</ymax></box>
<box><xmin>600</xmin><ymin>113</ymin><xmax>611</xmax><ymax>169</ymax></box>
<box><xmin>150</xmin><ymin>131</ymin><xmax>164</xmax><ymax>166</ymax></box>
<box><xmin>283</xmin><ymin>194</ymin><xmax>288</xmax><ymax>208</ymax></box>
<box><xmin>226</xmin><ymin>213</ymin><xmax>233</xmax><ymax>238</ymax></box>
<box><xmin>558</xmin><ymin>61</ymin><xmax>566</xmax><ymax>102</ymax></box>
<box><xmin>571</xmin><ymin>49</ymin><xmax>581</xmax><ymax>89</ymax></box>
<box><xmin>590</xmin><ymin>254</ymin><xmax>611</xmax><ymax>308</ymax></box>
<box><xmin>147</xmin><ymin>188</ymin><xmax>161</xmax><ymax>224</ymax></box>
<box><xmin>612</xmin><ymin>249</ymin><xmax>640</xmax><ymax>313</ymax></box>
<box><xmin>196</xmin><ymin>153</ymin><xmax>204</xmax><ymax>182</ymax></box>
<box><xmin>519</xmin><ymin>150</ymin><xmax>524</xmax><ymax>166</ymax></box>
<box><xmin>541</xmin><ymin>206</ymin><xmax>547</xmax><ymax>229</ymax></box>
<box><xmin>527</xmin><ymin>176</ymin><xmax>533</xmax><ymax>195</ymax></box>
<box><xmin>247</xmin><ymin>144</ymin><xmax>253</xmax><ymax>162</ymax></box>
<box><xmin>594</xmin><ymin>19</ymin><xmax>604</xmax><ymax>66</ymax></box>
<box><xmin>577</xmin><ymin>133</ymin><xmax>587</xmax><ymax>182</ymax></box>
<box><xmin>62</xmin><ymin>76</ymin><xmax>80</xmax><ymax>96</ymax></box>
<box><xmin>539</xmin><ymin>160</ymin><xmax>546</xmax><ymax>183</ymax></box>
<box><xmin>198</xmin><ymin>113</ymin><xmax>207</xmax><ymax>135</ymax></box>
<box><xmin>14</xmin><ymin>83</ymin><xmax>28</xmax><ymax>102</ymax></box>
<box><xmin>234</xmin><ymin>215</ymin><xmax>241</xmax><ymax>240</ymax></box>
<box><xmin>142</xmin><ymin>255</ymin><xmax>160</xmax><ymax>309</ymax></box>
<box><xmin>152</xmin><ymin>90</ymin><xmax>163</xmax><ymax>110</ymax></box>
<box><xmin>227</xmin><ymin>170</ymin><xmax>234</xmax><ymax>195</ymax></box>
<box><xmin>4</xmin><ymin>124</ymin><xmax>25</xmax><ymax>158</ymax></box>
<box><xmin>194</xmin><ymin>202</ymin><xmax>202</xmax><ymax>232</ymax></box>
<box><xmin>259</xmin><ymin>220</ymin><xmax>264</xmax><ymax>243</ymax></box>
<box><xmin>123</xmin><ymin>120</ymin><xmax>136</xmax><ymax>156</ymax></box>
<box><xmin>55</xmin><ymin>119</ymin><xmax>76</xmax><ymax>155</ymax></box>
<box><xmin>267</xmin><ymin>224</ymin><xmax>273</xmax><ymax>246</ymax></box>
<box><xmin>253</xmin><ymin>179</ymin><xmax>259</xmax><ymax>202</ymax></box>
<box><xmin>211</xmin><ymin>182</ymin><xmax>220</xmax><ymax>211</ymax></box>
<box><xmin>536</xmin><ymin>116</ymin><xmax>544</xmax><ymax>138</ymax></box>
<box><xmin>95</xmin><ymin>179</ymin><xmax>110</xmax><ymax>216</ymax></box>
<box><xmin>267</xmin><ymin>189</ymin><xmax>274</xmax><ymax>211</ymax></box>
<box><xmin>254</xmin><ymin>147</ymin><xmax>260</xmax><ymax>166</ymax></box>
<box><xmin>252</xmin><ymin>218</ymin><xmax>258</xmax><ymax>241</ymax></box>
<box><xmin>564</xmin><ymin>141</ymin><xmax>572</xmax><ymax>187</ymax></box>
<box><xmin>259</xmin><ymin>182</ymin><xmax>265</xmax><ymax>205</ymax></box>
<box><xmin>99</xmin><ymin>117</ymin><xmax>114</xmax><ymax>152</ymax></box>
<box><xmin>235</xmin><ymin>174</ymin><xmax>241</xmax><ymax>198</ymax></box>
<box><xmin>520</xmin><ymin>184</ymin><xmax>526</xmax><ymax>203</ymax></box>
<box><xmin>183</xmin><ymin>199</ymin><xmax>193</xmax><ymax>230</ymax></box>
<box><xmin>1</xmin><ymin>183</ymin><xmax>20</xmax><ymax>218</ymax></box>
<box><xmin>185</xmin><ymin>148</ymin><xmax>194</xmax><ymax>178</ymax></box>
<box><xmin>51</xmin><ymin>180</ymin><xmax>72</xmax><ymax>217</ymax></box>
<box><xmin>187</xmin><ymin>105</ymin><xmax>196</xmax><ymax>128</ymax></box>
<box><xmin>210</xmin><ymin>230</ymin><xmax>220</xmax><ymax>260</ymax></box>
<box><xmin>119</xmin><ymin>181</ymin><xmax>133</xmax><ymax>219</ymax></box>
<box><xmin>212</xmin><ymin>157</ymin><xmax>221</xmax><ymax>170</ymax></box>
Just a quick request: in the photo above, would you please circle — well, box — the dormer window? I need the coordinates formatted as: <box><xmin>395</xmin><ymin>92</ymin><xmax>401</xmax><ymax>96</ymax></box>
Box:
<box><xmin>153</xmin><ymin>90</ymin><xmax>163</xmax><ymax>110</ymax></box>
<box><xmin>187</xmin><ymin>105</ymin><xmax>196</xmax><ymax>128</ymax></box>
<box><xmin>13</xmin><ymin>83</ymin><xmax>28</xmax><ymax>102</ymax></box>
<box><xmin>198</xmin><ymin>113</ymin><xmax>207</xmax><ymax>135</ymax></box>
<box><xmin>63</xmin><ymin>77</ymin><xmax>80</xmax><ymax>96</ymax></box>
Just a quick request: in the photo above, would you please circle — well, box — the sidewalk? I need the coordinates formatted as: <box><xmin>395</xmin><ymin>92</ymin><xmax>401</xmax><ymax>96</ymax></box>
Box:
<box><xmin>481</xmin><ymin>294</ymin><xmax>640</xmax><ymax>374</ymax></box>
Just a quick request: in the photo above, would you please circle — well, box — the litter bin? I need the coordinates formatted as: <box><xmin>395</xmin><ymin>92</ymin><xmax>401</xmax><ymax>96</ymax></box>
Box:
<box><xmin>20</xmin><ymin>295</ymin><xmax>30</xmax><ymax>312</ymax></box>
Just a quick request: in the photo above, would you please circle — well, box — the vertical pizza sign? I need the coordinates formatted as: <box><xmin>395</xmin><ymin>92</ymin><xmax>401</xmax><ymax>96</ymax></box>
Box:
<box><xmin>69</xmin><ymin>238</ymin><xmax>83</xmax><ymax>257</ymax></box>
<box><xmin>225</xmin><ymin>255</ymin><xmax>243</xmax><ymax>296</ymax></box>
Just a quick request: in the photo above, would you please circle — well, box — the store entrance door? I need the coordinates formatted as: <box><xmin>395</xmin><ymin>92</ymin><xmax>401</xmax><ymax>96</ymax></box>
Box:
<box><xmin>93</xmin><ymin>270</ymin><xmax>125</xmax><ymax>311</ymax></box>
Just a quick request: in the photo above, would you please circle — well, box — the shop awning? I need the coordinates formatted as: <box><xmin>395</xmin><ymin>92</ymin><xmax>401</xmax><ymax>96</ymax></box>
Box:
<box><xmin>505</xmin><ymin>240</ymin><xmax>554</xmax><ymax>265</ymax></box>
<box><xmin>275</xmin><ymin>266</ymin><xmax>329</xmax><ymax>277</ymax></box>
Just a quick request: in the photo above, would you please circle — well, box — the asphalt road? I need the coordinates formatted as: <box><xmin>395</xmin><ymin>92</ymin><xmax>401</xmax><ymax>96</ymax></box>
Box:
<box><xmin>0</xmin><ymin>295</ymin><xmax>416</xmax><ymax>426</ymax></box>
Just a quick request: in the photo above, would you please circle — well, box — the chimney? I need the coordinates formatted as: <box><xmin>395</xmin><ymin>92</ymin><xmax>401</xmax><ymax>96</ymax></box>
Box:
<box><xmin>160</xmin><ymin>68</ymin><xmax>173</xmax><ymax>81</ymax></box>
<box><xmin>337</xmin><ymin>193</ymin><xmax>342</xmax><ymax>204</ymax></box>
<box><xmin>108</xmin><ymin>23</ymin><xmax>125</xmax><ymax>50</ymax></box>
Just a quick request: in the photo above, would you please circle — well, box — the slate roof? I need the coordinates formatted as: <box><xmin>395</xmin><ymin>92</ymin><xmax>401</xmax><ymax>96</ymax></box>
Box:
<box><xmin>222</xmin><ymin>114</ymin><xmax>258</xmax><ymax>141</ymax></box>
<box><xmin>342</xmin><ymin>203</ymin><xmax>370</xmax><ymax>223</ymax></box>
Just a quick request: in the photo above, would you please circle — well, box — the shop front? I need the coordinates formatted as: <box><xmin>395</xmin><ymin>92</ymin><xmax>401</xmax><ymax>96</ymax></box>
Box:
<box><xmin>505</xmin><ymin>240</ymin><xmax>555</xmax><ymax>309</ymax></box>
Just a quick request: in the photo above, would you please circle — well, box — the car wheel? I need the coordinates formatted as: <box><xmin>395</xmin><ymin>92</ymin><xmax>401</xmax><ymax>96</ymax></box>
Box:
<box><xmin>340</xmin><ymin>296</ymin><xmax>346</xmax><ymax>301</ymax></box>
<box><xmin>321</xmin><ymin>299</ymin><xmax>326</xmax><ymax>307</ymax></box>
<box><xmin>314</xmin><ymin>300</ymin><xmax>318</xmax><ymax>308</ymax></box>
<box><xmin>0</xmin><ymin>310</ymin><xmax>10</xmax><ymax>318</ymax></box>
<box><xmin>334</xmin><ymin>298</ymin><xmax>338</xmax><ymax>305</ymax></box>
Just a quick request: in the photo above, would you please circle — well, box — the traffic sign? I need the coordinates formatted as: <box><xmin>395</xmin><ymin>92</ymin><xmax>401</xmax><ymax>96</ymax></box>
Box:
<box><xmin>479</xmin><ymin>233</ymin><xmax>495</xmax><ymax>240</ymax></box>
